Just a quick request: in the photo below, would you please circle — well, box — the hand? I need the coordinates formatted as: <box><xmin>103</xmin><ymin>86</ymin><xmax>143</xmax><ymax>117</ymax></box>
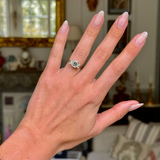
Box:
<box><xmin>0</xmin><ymin>11</ymin><xmax>147</xmax><ymax>160</ymax></box>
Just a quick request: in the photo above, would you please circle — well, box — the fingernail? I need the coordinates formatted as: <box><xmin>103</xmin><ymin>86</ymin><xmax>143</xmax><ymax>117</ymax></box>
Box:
<box><xmin>93</xmin><ymin>10</ymin><xmax>104</xmax><ymax>27</ymax></box>
<box><xmin>135</xmin><ymin>31</ymin><xmax>148</xmax><ymax>46</ymax></box>
<box><xmin>61</xmin><ymin>20</ymin><xmax>68</xmax><ymax>34</ymax></box>
<box><xmin>117</xmin><ymin>12</ymin><xmax>128</xmax><ymax>29</ymax></box>
<box><xmin>129</xmin><ymin>103</ymin><xmax>144</xmax><ymax>112</ymax></box>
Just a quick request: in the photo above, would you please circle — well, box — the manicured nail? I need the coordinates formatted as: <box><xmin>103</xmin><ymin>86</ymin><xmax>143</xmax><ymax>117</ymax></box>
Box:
<box><xmin>129</xmin><ymin>103</ymin><xmax>144</xmax><ymax>112</ymax></box>
<box><xmin>61</xmin><ymin>20</ymin><xmax>68</xmax><ymax>34</ymax></box>
<box><xmin>93</xmin><ymin>10</ymin><xmax>104</xmax><ymax>27</ymax></box>
<box><xmin>117</xmin><ymin>12</ymin><xmax>128</xmax><ymax>29</ymax></box>
<box><xmin>135</xmin><ymin>31</ymin><xmax>148</xmax><ymax>46</ymax></box>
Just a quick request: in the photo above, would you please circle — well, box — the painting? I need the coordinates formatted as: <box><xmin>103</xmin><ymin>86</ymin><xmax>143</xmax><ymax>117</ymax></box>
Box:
<box><xmin>108</xmin><ymin>0</ymin><xmax>131</xmax><ymax>14</ymax></box>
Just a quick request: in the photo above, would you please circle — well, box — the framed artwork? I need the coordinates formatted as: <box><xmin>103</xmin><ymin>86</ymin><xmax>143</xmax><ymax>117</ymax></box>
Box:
<box><xmin>108</xmin><ymin>0</ymin><xmax>131</xmax><ymax>14</ymax></box>
<box><xmin>108</xmin><ymin>20</ymin><xmax>131</xmax><ymax>54</ymax></box>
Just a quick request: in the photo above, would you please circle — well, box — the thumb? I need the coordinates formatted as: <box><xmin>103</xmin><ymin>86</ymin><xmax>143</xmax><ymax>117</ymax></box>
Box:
<box><xmin>91</xmin><ymin>100</ymin><xmax>143</xmax><ymax>136</ymax></box>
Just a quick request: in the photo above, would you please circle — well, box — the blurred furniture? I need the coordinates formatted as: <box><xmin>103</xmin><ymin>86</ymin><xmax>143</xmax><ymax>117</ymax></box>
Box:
<box><xmin>87</xmin><ymin>115</ymin><xmax>160</xmax><ymax>160</ymax></box>
<box><xmin>87</xmin><ymin>125</ymin><xmax>127</xmax><ymax>160</ymax></box>
<box><xmin>0</xmin><ymin>70</ymin><xmax>42</xmax><ymax>88</ymax></box>
<box><xmin>67</xmin><ymin>26</ymin><xmax>82</xmax><ymax>52</ymax></box>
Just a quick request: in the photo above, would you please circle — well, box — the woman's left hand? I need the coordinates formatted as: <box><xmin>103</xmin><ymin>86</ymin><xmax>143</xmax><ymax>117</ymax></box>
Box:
<box><xmin>0</xmin><ymin>11</ymin><xmax>147</xmax><ymax>160</ymax></box>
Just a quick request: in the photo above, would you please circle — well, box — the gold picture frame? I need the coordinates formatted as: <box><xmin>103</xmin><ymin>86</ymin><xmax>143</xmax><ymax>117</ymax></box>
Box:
<box><xmin>0</xmin><ymin>0</ymin><xmax>65</xmax><ymax>47</ymax></box>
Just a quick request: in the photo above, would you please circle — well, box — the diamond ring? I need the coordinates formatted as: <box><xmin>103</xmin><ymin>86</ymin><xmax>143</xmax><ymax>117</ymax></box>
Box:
<box><xmin>68</xmin><ymin>59</ymin><xmax>82</xmax><ymax>69</ymax></box>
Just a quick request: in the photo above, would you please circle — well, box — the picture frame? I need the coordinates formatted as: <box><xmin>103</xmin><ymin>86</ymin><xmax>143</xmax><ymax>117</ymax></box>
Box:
<box><xmin>108</xmin><ymin>20</ymin><xmax>131</xmax><ymax>54</ymax></box>
<box><xmin>108</xmin><ymin>0</ymin><xmax>131</xmax><ymax>15</ymax></box>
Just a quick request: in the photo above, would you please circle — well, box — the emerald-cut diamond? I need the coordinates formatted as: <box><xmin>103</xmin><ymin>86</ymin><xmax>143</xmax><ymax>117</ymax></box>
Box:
<box><xmin>69</xmin><ymin>60</ymin><xmax>80</xmax><ymax>69</ymax></box>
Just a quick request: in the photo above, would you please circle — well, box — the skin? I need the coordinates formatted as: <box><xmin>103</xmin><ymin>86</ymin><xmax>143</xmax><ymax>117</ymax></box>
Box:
<box><xmin>0</xmin><ymin>12</ymin><xmax>147</xmax><ymax>160</ymax></box>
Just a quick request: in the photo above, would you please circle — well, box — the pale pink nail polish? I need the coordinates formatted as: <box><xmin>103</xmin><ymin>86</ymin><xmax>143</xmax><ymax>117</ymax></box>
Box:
<box><xmin>93</xmin><ymin>11</ymin><xmax>104</xmax><ymax>27</ymax></box>
<box><xmin>135</xmin><ymin>31</ymin><xmax>148</xmax><ymax>46</ymax></box>
<box><xmin>61</xmin><ymin>20</ymin><xmax>68</xmax><ymax>34</ymax></box>
<box><xmin>117</xmin><ymin>12</ymin><xmax>128</xmax><ymax>29</ymax></box>
<box><xmin>129</xmin><ymin>103</ymin><xmax>144</xmax><ymax>112</ymax></box>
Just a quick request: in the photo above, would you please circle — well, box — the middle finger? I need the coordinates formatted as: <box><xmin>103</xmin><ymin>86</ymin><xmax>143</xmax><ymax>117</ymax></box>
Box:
<box><xmin>77</xmin><ymin>12</ymin><xmax>128</xmax><ymax>82</ymax></box>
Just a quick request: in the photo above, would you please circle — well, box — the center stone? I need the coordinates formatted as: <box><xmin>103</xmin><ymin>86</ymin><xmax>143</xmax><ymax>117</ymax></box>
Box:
<box><xmin>73</xmin><ymin>62</ymin><xmax>78</xmax><ymax>67</ymax></box>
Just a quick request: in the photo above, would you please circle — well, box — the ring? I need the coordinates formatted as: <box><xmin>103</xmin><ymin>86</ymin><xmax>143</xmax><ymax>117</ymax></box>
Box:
<box><xmin>68</xmin><ymin>59</ymin><xmax>82</xmax><ymax>69</ymax></box>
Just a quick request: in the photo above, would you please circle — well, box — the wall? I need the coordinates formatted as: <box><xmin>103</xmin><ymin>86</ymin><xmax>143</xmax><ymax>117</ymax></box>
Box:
<box><xmin>155</xmin><ymin>0</ymin><xmax>160</xmax><ymax>102</ymax></box>
<box><xmin>1</xmin><ymin>0</ymin><xmax>158</xmax><ymax>93</ymax></box>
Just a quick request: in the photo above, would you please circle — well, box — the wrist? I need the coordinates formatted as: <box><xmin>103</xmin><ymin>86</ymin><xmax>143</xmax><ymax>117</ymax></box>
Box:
<box><xmin>0</xmin><ymin>124</ymin><xmax>61</xmax><ymax>160</ymax></box>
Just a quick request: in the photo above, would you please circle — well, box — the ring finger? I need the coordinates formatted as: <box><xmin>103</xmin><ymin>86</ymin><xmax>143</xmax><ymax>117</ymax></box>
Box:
<box><xmin>64</xmin><ymin>11</ymin><xmax>104</xmax><ymax>76</ymax></box>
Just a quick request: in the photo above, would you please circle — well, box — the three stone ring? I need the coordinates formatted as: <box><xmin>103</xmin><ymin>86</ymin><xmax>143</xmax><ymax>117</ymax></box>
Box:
<box><xmin>68</xmin><ymin>59</ymin><xmax>82</xmax><ymax>69</ymax></box>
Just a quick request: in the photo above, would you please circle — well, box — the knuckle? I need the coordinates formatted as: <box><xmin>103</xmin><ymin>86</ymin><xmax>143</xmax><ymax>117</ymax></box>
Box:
<box><xmin>55</xmin><ymin>36</ymin><xmax>64</xmax><ymax>45</ymax></box>
<box><xmin>38</xmin><ymin>75</ymin><xmax>52</xmax><ymax>89</ymax></box>
<box><xmin>112</xmin><ymin>107</ymin><xmax>123</xmax><ymax>121</ymax></box>
<box><xmin>125</xmin><ymin>43</ymin><xmax>137</xmax><ymax>55</ymax></box>
<box><xmin>111</xmin><ymin>60</ymin><xmax>125</xmax><ymax>76</ymax></box>
<box><xmin>110</xmin><ymin>27</ymin><xmax>122</xmax><ymax>39</ymax></box>
<box><xmin>89</xmin><ymin>86</ymin><xmax>101</xmax><ymax>104</ymax></box>
<box><xmin>95</xmin><ymin>48</ymin><xmax>109</xmax><ymax>61</ymax></box>
<box><xmin>86</xmin><ymin>29</ymin><xmax>97</xmax><ymax>38</ymax></box>
<box><xmin>75</xmin><ymin>48</ymin><xmax>87</xmax><ymax>60</ymax></box>
<box><xmin>51</xmin><ymin>50</ymin><xmax>61</xmax><ymax>58</ymax></box>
